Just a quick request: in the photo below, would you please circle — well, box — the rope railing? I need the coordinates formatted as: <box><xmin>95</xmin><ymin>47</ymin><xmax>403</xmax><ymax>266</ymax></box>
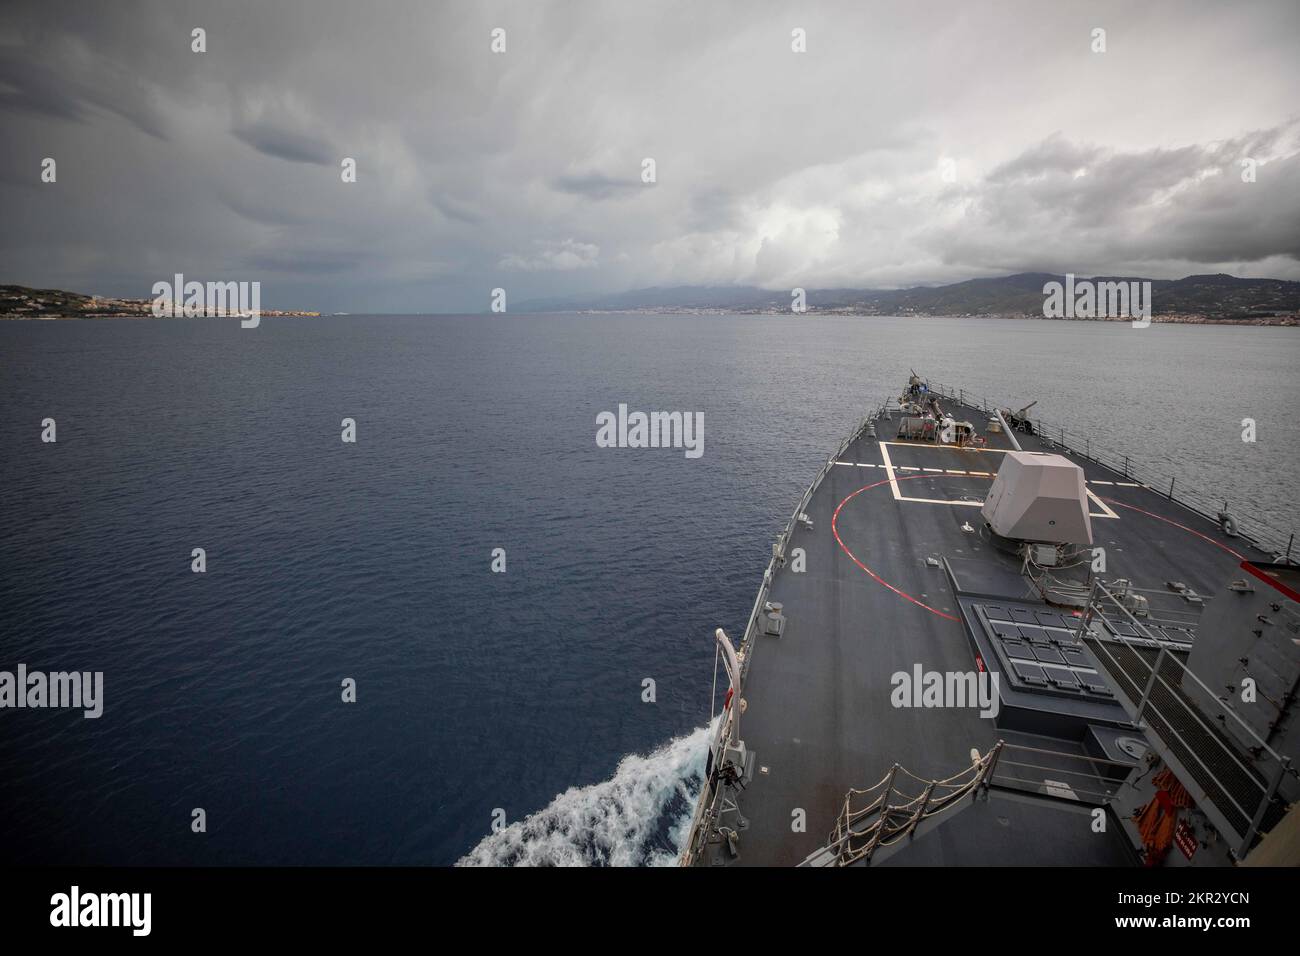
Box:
<box><xmin>925</xmin><ymin>380</ymin><xmax>1296</xmax><ymax>562</ymax></box>
<box><xmin>807</xmin><ymin>739</ymin><xmax>1137</xmax><ymax>866</ymax></box>
<box><xmin>823</xmin><ymin>742</ymin><xmax>1004</xmax><ymax>866</ymax></box>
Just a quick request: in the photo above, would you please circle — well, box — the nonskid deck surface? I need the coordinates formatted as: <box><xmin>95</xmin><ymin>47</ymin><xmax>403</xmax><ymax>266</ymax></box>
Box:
<box><xmin>706</xmin><ymin>398</ymin><xmax>1272</xmax><ymax>867</ymax></box>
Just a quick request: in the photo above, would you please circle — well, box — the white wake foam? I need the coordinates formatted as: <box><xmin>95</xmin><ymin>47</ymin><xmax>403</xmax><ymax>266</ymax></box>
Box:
<box><xmin>456</xmin><ymin>722</ymin><xmax>714</xmax><ymax>867</ymax></box>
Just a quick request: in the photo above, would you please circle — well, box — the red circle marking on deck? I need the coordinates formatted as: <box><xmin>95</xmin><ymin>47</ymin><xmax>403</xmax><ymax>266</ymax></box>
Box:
<box><xmin>1099</xmin><ymin>498</ymin><xmax>1246</xmax><ymax>560</ymax></box>
<box><xmin>830</xmin><ymin>475</ymin><xmax>1247</xmax><ymax>621</ymax></box>
<box><xmin>831</xmin><ymin>474</ymin><xmax>962</xmax><ymax>622</ymax></box>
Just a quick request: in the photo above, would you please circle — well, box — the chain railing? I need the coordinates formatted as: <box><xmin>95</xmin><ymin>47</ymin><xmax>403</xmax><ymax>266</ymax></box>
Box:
<box><xmin>679</xmin><ymin>398</ymin><xmax>892</xmax><ymax>866</ymax></box>
<box><xmin>926</xmin><ymin>380</ymin><xmax>1296</xmax><ymax>562</ymax></box>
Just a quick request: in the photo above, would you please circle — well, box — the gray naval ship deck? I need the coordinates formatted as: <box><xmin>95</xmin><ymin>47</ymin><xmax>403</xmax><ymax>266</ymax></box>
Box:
<box><xmin>682</xmin><ymin>378</ymin><xmax>1297</xmax><ymax>868</ymax></box>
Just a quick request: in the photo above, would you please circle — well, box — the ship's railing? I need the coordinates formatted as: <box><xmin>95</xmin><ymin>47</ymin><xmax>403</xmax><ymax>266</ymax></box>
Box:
<box><xmin>679</xmin><ymin>397</ymin><xmax>892</xmax><ymax>866</ymax></box>
<box><xmin>989</xmin><ymin>742</ymin><xmax>1137</xmax><ymax>804</ymax></box>
<box><xmin>804</xmin><ymin>740</ymin><xmax>1138</xmax><ymax>866</ymax></box>
<box><xmin>812</xmin><ymin>742</ymin><xmax>1004</xmax><ymax>867</ymax></box>
<box><xmin>1091</xmin><ymin>581</ymin><xmax>1209</xmax><ymax>634</ymax></box>
<box><xmin>925</xmin><ymin>380</ymin><xmax>1296</xmax><ymax>562</ymax></box>
<box><xmin>1078</xmin><ymin>579</ymin><xmax>1293</xmax><ymax>859</ymax></box>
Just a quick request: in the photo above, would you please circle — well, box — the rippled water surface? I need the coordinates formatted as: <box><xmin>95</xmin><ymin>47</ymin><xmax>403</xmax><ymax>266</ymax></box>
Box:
<box><xmin>1</xmin><ymin>314</ymin><xmax>1296</xmax><ymax>864</ymax></box>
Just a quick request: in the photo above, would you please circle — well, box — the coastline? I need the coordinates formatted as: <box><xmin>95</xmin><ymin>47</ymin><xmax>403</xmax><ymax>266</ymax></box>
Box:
<box><xmin>555</xmin><ymin>309</ymin><xmax>1300</xmax><ymax>325</ymax></box>
<box><xmin>0</xmin><ymin>311</ymin><xmax>321</xmax><ymax>320</ymax></box>
<box><xmin>4</xmin><ymin>311</ymin><xmax>1295</xmax><ymax>325</ymax></box>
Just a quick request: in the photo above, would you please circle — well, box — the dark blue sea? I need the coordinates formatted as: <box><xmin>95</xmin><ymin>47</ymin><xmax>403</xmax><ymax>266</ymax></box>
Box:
<box><xmin>1</xmin><ymin>314</ymin><xmax>1297</xmax><ymax>865</ymax></box>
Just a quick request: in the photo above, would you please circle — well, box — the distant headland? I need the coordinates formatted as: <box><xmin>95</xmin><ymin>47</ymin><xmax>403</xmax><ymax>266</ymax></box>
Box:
<box><xmin>0</xmin><ymin>285</ymin><xmax>319</xmax><ymax>319</ymax></box>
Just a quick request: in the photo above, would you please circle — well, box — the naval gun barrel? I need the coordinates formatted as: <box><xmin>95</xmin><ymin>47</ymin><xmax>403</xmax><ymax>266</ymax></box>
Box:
<box><xmin>996</xmin><ymin>408</ymin><xmax>1022</xmax><ymax>451</ymax></box>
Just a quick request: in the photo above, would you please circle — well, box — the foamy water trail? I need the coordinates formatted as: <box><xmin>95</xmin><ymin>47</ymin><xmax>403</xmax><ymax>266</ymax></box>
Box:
<box><xmin>457</xmin><ymin>722</ymin><xmax>714</xmax><ymax>867</ymax></box>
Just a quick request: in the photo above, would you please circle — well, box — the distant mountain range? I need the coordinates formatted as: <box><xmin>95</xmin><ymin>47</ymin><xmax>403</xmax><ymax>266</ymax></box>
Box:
<box><xmin>5</xmin><ymin>274</ymin><xmax>1299</xmax><ymax>322</ymax></box>
<box><xmin>516</xmin><ymin>273</ymin><xmax>1300</xmax><ymax>322</ymax></box>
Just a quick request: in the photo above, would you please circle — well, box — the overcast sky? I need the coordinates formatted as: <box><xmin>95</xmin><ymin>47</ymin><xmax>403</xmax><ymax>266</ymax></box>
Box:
<box><xmin>2</xmin><ymin>0</ymin><xmax>1298</xmax><ymax>312</ymax></box>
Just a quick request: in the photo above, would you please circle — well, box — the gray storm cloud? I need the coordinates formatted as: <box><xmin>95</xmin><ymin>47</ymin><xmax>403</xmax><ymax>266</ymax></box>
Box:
<box><xmin>232</xmin><ymin>123</ymin><xmax>335</xmax><ymax>167</ymax></box>
<box><xmin>1</xmin><ymin>0</ymin><xmax>1298</xmax><ymax>312</ymax></box>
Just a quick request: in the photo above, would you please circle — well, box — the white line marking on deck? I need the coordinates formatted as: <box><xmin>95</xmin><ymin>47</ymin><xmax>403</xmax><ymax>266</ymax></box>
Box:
<box><xmin>869</xmin><ymin>446</ymin><xmax>1119</xmax><ymax>520</ymax></box>
<box><xmin>1085</xmin><ymin>488</ymin><xmax>1120</xmax><ymax>520</ymax></box>
<box><xmin>878</xmin><ymin>441</ymin><xmax>902</xmax><ymax>501</ymax></box>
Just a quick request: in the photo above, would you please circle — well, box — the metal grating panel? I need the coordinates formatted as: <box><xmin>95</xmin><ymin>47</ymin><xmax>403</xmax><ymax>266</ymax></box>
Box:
<box><xmin>1082</xmin><ymin>635</ymin><xmax>1283</xmax><ymax>841</ymax></box>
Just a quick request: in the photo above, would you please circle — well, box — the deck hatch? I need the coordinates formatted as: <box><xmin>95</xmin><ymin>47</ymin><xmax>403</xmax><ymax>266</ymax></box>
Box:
<box><xmin>1002</xmin><ymin>639</ymin><xmax>1035</xmax><ymax>661</ymax></box>
<box><xmin>1061</xmin><ymin>647</ymin><xmax>1091</xmax><ymax>667</ymax></box>
<box><xmin>1043</xmin><ymin>666</ymin><xmax>1081</xmax><ymax>689</ymax></box>
<box><xmin>1032</xmin><ymin>645</ymin><xmax>1067</xmax><ymax>665</ymax></box>
<box><xmin>972</xmin><ymin>601</ymin><xmax>1119</xmax><ymax>703</ymax></box>
<box><xmin>1013</xmin><ymin>662</ymin><xmax>1049</xmax><ymax>685</ymax></box>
